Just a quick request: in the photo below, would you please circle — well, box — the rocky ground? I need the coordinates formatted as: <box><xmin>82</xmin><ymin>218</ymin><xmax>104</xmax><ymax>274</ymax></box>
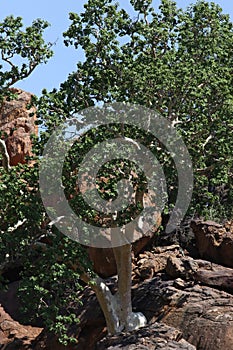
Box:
<box><xmin>1</xmin><ymin>219</ymin><xmax>233</xmax><ymax>349</ymax></box>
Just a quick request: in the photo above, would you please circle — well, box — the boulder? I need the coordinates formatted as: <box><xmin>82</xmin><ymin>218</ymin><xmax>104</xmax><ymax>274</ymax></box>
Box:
<box><xmin>97</xmin><ymin>322</ymin><xmax>196</xmax><ymax>349</ymax></box>
<box><xmin>165</xmin><ymin>255</ymin><xmax>199</xmax><ymax>280</ymax></box>
<box><xmin>133</xmin><ymin>275</ymin><xmax>233</xmax><ymax>350</ymax></box>
<box><xmin>0</xmin><ymin>304</ymin><xmax>42</xmax><ymax>349</ymax></box>
<box><xmin>191</xmin><ymin>219</ymin><xmax>233</xmax><ymax>267</ymax></box>
<box><xmin>0</xmin><ymin>88</ymin><xmax>38</xmax><ymax>166</ymax></box>
<box><xmin>132</xmin><ymin>244</ymin><xmax>182</xmax><ymax>282</ymax></box>
<box><xmin>195</xmin><ymin>262</ymin><xmax>233</xmax><ymax>292</ymax></box>
<box><xmin>165</xmin><ymin>254</ymin><xmax>233</xmax><ymax>293</ymax></box>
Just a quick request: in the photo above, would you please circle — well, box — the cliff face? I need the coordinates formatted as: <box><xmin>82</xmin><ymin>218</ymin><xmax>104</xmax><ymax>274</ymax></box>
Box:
<box><xmin>0</xmin><ymin>88</ymin><xmax>38</xmax><ymax>166</ymax></box>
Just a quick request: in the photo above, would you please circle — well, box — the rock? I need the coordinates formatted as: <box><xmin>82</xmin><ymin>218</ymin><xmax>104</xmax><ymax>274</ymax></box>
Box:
<box><xmin>194</xmin><ymin>260</ymin><xmax>233</xmax><ymax>292</ymax></box>
<box><xmin>96</xmin><ymin>322</ymin><xmax>196</xmax><ymax>349</ymax></box>
<box><xmin>88</xmin><ymin>247</ymin><xmax>117</xmax><ymax>278</ymax></box>
<box><xmin>165</xmin><ymin>254</ymin><xmax>233</xmax><ymax>293</ymax></box>
<box><xmin>0</xmin><ymin>88</ymin><xmax>38</xmax><ymax>166</ymax></box>
<box><xmin>173</xmin><ymin>278</ymin><xmax>187</xmax><ymax>289</ymax></box>
<box><xmin>133</xmin><ymin>246</ymin><xmax>182</xmax><ymax>282</ymax></box>
<box><xmin>191</xmin><ymin>219</ymin><xmax>233</xmax><ymax>267</ymax></box>
<box><xmin>0</xmin><ymin>304</ymin><xmax>42</xmax><ymax>349</ymax></box>
<box><xmin>132</xmin><ymin>275</ymin><xmax>233</xmax><ymax>350</ymax></box>
<box><xmin>33</xmin><ymin>264</ymin><xmax>233</xmax><ymax>350</ymax></box>
<box><xmin>166</xmin><ymin>256</ymin><xmax>186</xmax><ymax>278</ymax></box>
<box><xmin>165</xmin><ymin>256</ymin><xmax>199</xmax><ymax>280</ymax></box>
<box><xmin>153</xmin><ymin>245</ymin><xmax>183</xmax><ymax>254</ymax></box>
<box><xmin>3</xmin><ymin>242</ymin><xmax>233</xmax><ymax>350</ymax></box>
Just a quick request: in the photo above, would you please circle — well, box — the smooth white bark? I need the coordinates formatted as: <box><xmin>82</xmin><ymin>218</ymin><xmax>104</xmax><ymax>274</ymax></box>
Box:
<box><xmin>0</xmin><ymin>139</ymin><xmax>11</xmax><ymax>171</ymax></box>
<box><xmin>81</xmin><ymin>243</ymin><xmax>147</xmax><ymax>334</ymax></box>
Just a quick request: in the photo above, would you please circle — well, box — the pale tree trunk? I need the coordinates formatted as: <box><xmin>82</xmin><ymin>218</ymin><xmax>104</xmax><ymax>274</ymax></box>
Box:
<box><xmin>0</xmin><ymin>139</ymin><xmax>11</xmax><ymax>172</ymax></box>
<box><xmin>81</xmin><ymin>242</ymin><xmax>147</xmax><ymax>335</ymax></box>
<box><xmin>80</xmin><ymin>185</ymin><xmax>148</xmax><ymax>333</ymax></box>
<box><xmin>81</xmin><ymin>272</ymin><xmax>122</xmax><ymax>334</ymax></box>
<box><xmin>113</xmin><ymin>244</ymin><xmax>132</xmax><ymax>329</ymax></box>
<box><xmin>113</xmin><ymin>243</ymin><xmax>147</xmax><ymax>332</ymax></box>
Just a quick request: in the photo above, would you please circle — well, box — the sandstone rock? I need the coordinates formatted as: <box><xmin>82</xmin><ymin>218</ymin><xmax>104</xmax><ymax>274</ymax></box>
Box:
<box><xmin>133</xmin><ymin>275</ymin><xmax>233</xmax><ymax>350</ymax></box>
<box><xmin>191</xmin><ymin>220</ymin><xmax>233</xmax><ymax>267</ymax></box>
<box><xmin>96</xmin><ymin>322</ymin><xmax>196</xmax><ymax>349</ymax></box>
<box><xmin>88</xmin><ymin>246</ymin><xmax>117</xmax><ymax>278</ymax></box>
<box><xmin>0</xmin><ymin>88</ymin><xmax>38</xmax><ymax>166</ymax></box>
<box><xmin>165</xmin><ymin>254</ymin><xmax>233</xmax><ymax>293</ymax></box>
<box><xmin>133</xmin><ymin>245</ymin><xmax>182</xmax><ymax>282</ymax></box>
<box><xmin>165</xmin><ymin>256</ymin><xmax>199</xmax><ymax>280</ymax></box>
<box><xmin>0</xmin><ymin>304</ymin><xmax>42</xmax><ymax>349</ymax></box>
<box><xmin>194</xmin><ymin>259</ymin><xmax>233</xmax><ymax>292</ymax></box>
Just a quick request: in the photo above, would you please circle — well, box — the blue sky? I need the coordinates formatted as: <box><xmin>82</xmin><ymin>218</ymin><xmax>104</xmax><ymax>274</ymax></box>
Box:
<box><xmin>1</xmin><ymin>0</ymin><xmax>232</xmax><ymax>96</ymax></box>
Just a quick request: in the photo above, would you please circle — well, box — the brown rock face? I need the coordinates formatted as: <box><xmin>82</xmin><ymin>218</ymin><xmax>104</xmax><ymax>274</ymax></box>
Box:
<box><xmin>191</xmin><ymin>220</ymin><xmax>233</xmax><ymax>267</ymax></box>
<box><xmin>97</xmin><ymin>322</ymin><xmax>196</xmax><ymax>349</ymax></box>
<box><xmin>133</xmin><ymin>275</ymin><xmax>233</xmax><ymax>350</ymax></box>
<box><xmin>0</xmin><ymin>304</ymin><xmax>42</xmax><ymax>349</ymax></box>
<box><xmin>0</xmin><ymin>88</ymin><xmax>38</xmax><ymax>166</ymax></box>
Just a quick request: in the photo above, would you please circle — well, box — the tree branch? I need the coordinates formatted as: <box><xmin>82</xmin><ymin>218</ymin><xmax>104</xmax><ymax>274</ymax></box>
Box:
<box><xmin>80</xmin><ymin>271</ymin><xmax>122</xmax><ymax>334</ymax></box>
<box><xmin>1</xmin><ymin>51</ymin><xmax>15</xmax><ymax>68</ymax></box>
<box><xmin>80</xmin><ymin>242</ymin><xmax>147</xmax><ymax>334</ymax></box>
<box><xmin>202</xmin><ymin>134</ymin><xmax>213</xmax><ymax>149</ymax></box>
<box><xmin>0</xmin><ymin>139</ymin><xmax>11</xmax><ymax>171</ymax></box>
